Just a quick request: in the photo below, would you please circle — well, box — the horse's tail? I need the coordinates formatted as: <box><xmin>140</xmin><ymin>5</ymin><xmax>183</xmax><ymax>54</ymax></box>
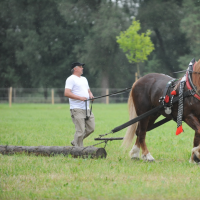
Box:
<box><xmin>122</xmin><ymin>82</ymin><xmax>138</xmax><ymax>148</ymax></box>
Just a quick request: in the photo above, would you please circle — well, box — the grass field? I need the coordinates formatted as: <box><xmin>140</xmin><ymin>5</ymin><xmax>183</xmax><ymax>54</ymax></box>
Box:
<box><xmin>0</xmin><ymin>103</ymin><xmax>200</xmax><ymax>200</ymax></box>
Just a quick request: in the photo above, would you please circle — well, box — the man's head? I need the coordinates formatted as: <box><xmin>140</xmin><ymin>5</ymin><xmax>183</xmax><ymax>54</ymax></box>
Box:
<box><xmin>71</xmin><ymin>62</ymin><xmax>85</xmax><ymax>76</ymax></box>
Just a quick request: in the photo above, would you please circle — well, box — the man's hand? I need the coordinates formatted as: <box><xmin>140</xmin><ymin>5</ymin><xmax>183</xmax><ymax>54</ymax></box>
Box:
<box><xmin>88</xmin><ymin>89</ymin><xmax>94</xmax><ymax>101</ymax></box>
<box><xmin>65</xmin><ymin>88</ymin><xmax>87</xmax><ymax>101</ymax></box>
<box><xmin>89</xmin><ymin>94</ymin><xmax>94</xmax><ymax>99</ymax></box>
<box><xmin>79</xmin><ymin>97</ymin><xmax>87</xmax><ymax>101</ymax></box>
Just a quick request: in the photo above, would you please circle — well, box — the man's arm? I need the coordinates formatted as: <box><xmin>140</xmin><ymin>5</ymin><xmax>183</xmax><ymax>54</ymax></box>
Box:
<box><xmin>88</xmin><ymin>89</ymin><xmax>94</xmax><ymax>99</ymax></box>
<box><xmin>64</xmin><ymin>88</ymin><xmax>87</xmax><ymax>101</ymax></box>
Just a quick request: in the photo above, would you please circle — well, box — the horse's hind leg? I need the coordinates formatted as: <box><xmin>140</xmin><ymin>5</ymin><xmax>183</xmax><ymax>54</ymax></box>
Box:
<box><xmin>129</xmin><ymin>120</ymin><xmax>155</xmax><ymax>161</ymax></box>
<box><xmin>137</xmin><ymin>118</ymin><xmax>155</xmax><ymax>161</ymax></box>
<box><xmin>133</xmin><ymin>115</ymin><xmax>160</xmax><ymax>161</ymax></box>
<box><xmin>129</xmin><ymin>137</ymin><xmax>140</xmax><ymax>159</ymax></box>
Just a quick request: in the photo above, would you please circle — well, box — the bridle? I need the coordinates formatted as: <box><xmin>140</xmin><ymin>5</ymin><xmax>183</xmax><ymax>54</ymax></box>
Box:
<box><xmin>186</xmin><ymin>61</ymin><xmax>200</xmax><ymax>100</ymax></box>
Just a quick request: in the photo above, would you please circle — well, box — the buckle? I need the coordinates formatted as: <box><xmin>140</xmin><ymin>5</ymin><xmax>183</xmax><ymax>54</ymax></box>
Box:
<box><xmin>190</xmin><ymin>89</ymin><xmax>196</xmax><ymax>96</ymax></box>
<box><xmin>159</xmin><ymin>97</ymin><xmax>164</xmax><ymax>102</ymax></box>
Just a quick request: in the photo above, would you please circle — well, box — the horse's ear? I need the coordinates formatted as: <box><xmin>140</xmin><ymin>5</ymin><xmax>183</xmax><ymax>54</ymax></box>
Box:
<box><xmin>191</xmin><ymin>58</ymin><xmax>195</xmax><ymax>64</ymax></box>
<box><xmin>189</xmin><ymin>58</ymin><xmax>195</xmax><ymax>66</ymax></box>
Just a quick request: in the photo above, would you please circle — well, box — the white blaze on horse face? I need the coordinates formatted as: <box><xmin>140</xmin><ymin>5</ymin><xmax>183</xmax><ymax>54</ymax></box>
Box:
<box><xmin>130</xmin><ymin>145</ymin><xmax>140</xmax><ymax>159</ymax></box>
<box><xmin>141</xmin><ymin>152</ymin><xmax>155</xmax><ymax>161</ymax></box>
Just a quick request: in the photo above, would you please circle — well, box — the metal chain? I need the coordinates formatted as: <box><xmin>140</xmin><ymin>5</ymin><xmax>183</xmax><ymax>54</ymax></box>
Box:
<box><xmin>98</xmin><ymin>131</ymin><xmax>113</xmax><ymax>138</ymax></box>
<box><xmin>92</xmin><ymin>140</ymin><xmax>108</xmax><ymax>148</ymax></box>
<box><xmin>104</xmin><ymin>141</ymin><xmax>108</xmax><ymax>148</ymax></box>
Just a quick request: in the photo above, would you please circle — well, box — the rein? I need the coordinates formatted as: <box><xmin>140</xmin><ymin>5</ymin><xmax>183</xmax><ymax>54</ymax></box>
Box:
<box><xmin>85</xmin><ymin>87</ymin><xmax>132</xmax><ymax>102</ymax></box>
<box><xmin>84</xmin><ymin>87</ymin><xmax>132</xmax><ymax>120</ymax></box>
<box><xmin>174</xmin><ymin>70</ymin><xmax>200</xmax><ymax>74</ymax></box>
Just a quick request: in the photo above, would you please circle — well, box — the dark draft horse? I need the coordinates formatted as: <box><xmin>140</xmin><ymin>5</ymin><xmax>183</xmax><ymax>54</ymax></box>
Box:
<box><xmin>122</xmin><ymin>59</ymin><xmax>200</xmax><ymax>163</ymax></box>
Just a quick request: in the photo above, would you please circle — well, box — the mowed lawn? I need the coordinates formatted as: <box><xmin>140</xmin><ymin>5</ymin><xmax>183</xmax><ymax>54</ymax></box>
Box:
<box><xmin>0</xmin><ymin>103</ymin><xmax>200</xmax><ymax>200</ymax></box>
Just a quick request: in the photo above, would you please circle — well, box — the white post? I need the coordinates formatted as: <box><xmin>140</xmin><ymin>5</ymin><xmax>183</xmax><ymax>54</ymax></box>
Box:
<box><xmin>9</xmin><ymin>87</ymin><xmax>12</xmax><ymax>107</ymax></box>
<box><xmin>13</xmin><ymin>88</ymin><xmax>16</xmax><ymax>103</ymax></box>
<box><xmin>51</xmin><ymin>89</ymin><xmax>54</xmax><ymax>105</ymax></box>
<box><xmin>135</xmin><ymin>72</ymin><xmax>138</xmax><ymax>82</ymax></box>
<box><xmin>106</xmin><ymin>88</ymin><xmax>109</xmax><ymax>104</ymax></box>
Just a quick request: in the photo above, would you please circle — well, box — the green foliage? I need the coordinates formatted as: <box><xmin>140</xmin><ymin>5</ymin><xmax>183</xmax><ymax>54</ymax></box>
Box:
<box><xmin>0</xmin><ymin>0</ymin><xmax>199</xmax><ymax>88</ymax></box>
<box><xmin>116</xmin><ymin>20</ymin><xmax>154</xmax><ymax>64</ymax></box>
<box><xmin>178</xmin><ymin>0</ymin><xmax>200</xmax><ymax>69</ymax></box>
<box><xmin>135</xmin><ymin>0</ymin><xmax>189</xmax><ymax>76</ymax></box>
<box><xmin>0</xmin><ymin>0</ymin><xmax>77</xmax><ymax>88</ymax></box>
<box><xmin>60</xmin><ymin>0</ymin><xmax>133</xmax><ymax>88</ymax></box>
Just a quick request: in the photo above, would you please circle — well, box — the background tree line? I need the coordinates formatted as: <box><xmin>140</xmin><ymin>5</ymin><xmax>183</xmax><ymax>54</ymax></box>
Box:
<box><xmin>0</xmin><ymin>0</ymin><xmax>199</xmax><ymax>90</ymax></box>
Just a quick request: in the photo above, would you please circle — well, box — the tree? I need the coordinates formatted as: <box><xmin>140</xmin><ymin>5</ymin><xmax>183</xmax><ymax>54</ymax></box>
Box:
<box><xmin>60</xmin><ymin>0</ymin><xmax>133</xmax><ymax>89</ymax></box>
<box><xmin>134</xmin><ymin>0</ymin><xmax>189</xmax><ymax>76</ymax></box>
<box><xmin>0</xmin><ymin>0</ymin><xmax>78</xmax><ymax>88</ymax></box>
<box><xmin>116</xmin><ymin>20</ymin><xmax>154</xmax><ymax>77</ymax></box>
<box><xmin>178</xmin><ymin>0</ymin><xmax>200</xmax><ymax>69</ymax></box>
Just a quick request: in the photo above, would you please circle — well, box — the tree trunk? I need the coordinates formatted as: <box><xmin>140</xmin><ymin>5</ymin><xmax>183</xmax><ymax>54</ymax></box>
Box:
<box><xmin>154</xmin><ymin>28</ymin><xmax>174</xmax><ymax>76</ymax></box>
<box><xmin>137</xmin><ymin>63</ymin><xmax>140</xmax><ymax>78</ymax></box>
<box><xmin>0</xmin><ymin>145</ymin><xmax>107</xmax><ymax>159</ymax></box>
<box><xmin>44</xmin><ymin>88</ymin><xmax>48</xmax><ymax>100</ymax></box>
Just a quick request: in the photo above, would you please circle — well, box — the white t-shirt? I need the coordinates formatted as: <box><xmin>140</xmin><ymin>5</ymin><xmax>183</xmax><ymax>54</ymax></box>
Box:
<box><xmin>65</xmin><ymin>75</ymin><xmax>90</xmax><ymax>109</ymax></box>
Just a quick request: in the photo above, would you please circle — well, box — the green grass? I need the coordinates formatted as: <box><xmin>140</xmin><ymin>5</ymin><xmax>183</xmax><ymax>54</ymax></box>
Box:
<box><xmin>0</xmin><ymin>103</ymin><xmax>200</xmax><ymax>200</ymax></box>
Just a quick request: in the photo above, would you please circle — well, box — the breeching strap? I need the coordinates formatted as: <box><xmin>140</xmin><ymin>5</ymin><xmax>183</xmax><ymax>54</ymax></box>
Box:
<box><xmin>95</xmin><ymin>117</ymin><xmax>172</xmax><ymax>141</ymax></box>
<box><xmin>147</xmin><ymin>117</ymin><xmax>172</xmax><ymax>131</ymax></box>
<box><xmin>110</xmin><ymin>90</ymin><xmax>193</xmax><ymax>134</ymax></box>
<box><xmin>111</xmin><ymin>105</ymin><xmax>164</xmax><ymax>133</ymax></box>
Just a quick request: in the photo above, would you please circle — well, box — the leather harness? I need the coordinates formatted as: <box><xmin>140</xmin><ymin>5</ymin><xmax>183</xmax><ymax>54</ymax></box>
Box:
<box><xmin>186</xmin><ymin>61</ymin><xmax>200</xmax><ymax>101</ymax></box>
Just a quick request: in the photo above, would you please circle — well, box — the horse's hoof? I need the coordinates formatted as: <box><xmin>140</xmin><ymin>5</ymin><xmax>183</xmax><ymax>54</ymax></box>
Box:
<box><xmin>190</xmin><ymin>146</ymin><xmax>200</xmax><ymax>163</ymax></box>
<box><xmin>147</xmin><ymin>159</ymin><xmax>155</xmax><ymax>162</ymax></box>
<box><xmin>131</xmin><ymin>157</ymin><xmax>140</xmax><ymax>160</ymax></box>
<box><xmin>193</xmin><ymin>154</ymin><xmax>200</xmax><ymax>163</ymax></box>
<box><xmin>142</xmin><ymin>153</ymin><xmax>155</xmax><ymax>162</ymax></box>
<box><xmin>129</xmin><ymin>145</ymin><xmax>140</xmax><ymax>159</ymax></box>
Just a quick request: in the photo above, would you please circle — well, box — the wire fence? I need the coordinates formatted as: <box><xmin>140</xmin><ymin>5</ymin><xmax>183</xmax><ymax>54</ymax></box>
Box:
<box><xmin>0</xmin><ymin>88</ymin><xmax>130</xmax><ymax>104</ymax></box>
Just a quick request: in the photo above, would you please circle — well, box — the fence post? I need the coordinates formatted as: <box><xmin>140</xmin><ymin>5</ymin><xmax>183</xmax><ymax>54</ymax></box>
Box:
<box><xmin>106</xmin><ymin>88</ymin><xmax>109</xmax><ymax>104</ymax></box>
<box><xmin>13</xmin><ymin>88</ymin><xmax>16</xmax><ymax>103</ymax></box>
<box><xmin>51</xmin><ymin>89</ymin><xmax>54</xmax><ymax>105</ymax></box>
<box><xmin>135</xmin><ymin>72</ymin><xmax>138</xmax><ymax>81</ymax></box>
<box><xmin>9</xmin><ymin>87</ymin><xmax>12</xmax><ymax>107</ymax></box>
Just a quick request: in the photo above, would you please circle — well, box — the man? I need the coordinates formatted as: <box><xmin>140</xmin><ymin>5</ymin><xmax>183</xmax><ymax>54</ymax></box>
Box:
<box><xmin>64</xmin><ymin>62</ymin><xmax>95</xmax><ymax>147</ymax></box>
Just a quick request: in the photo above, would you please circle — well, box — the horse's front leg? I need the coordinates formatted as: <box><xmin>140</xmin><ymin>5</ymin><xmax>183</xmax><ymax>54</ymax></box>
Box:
<box><xmin>185</xmin><ymin>114</ymin><xmax>200</xmax><ymax>163</ymax></box>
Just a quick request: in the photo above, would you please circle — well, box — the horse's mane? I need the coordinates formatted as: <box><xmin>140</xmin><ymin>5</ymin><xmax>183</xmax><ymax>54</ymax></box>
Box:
<box><xmin>192</xmin><ymin>59</ymin><xmax>200</xmax><ymax>91</ymax></box>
